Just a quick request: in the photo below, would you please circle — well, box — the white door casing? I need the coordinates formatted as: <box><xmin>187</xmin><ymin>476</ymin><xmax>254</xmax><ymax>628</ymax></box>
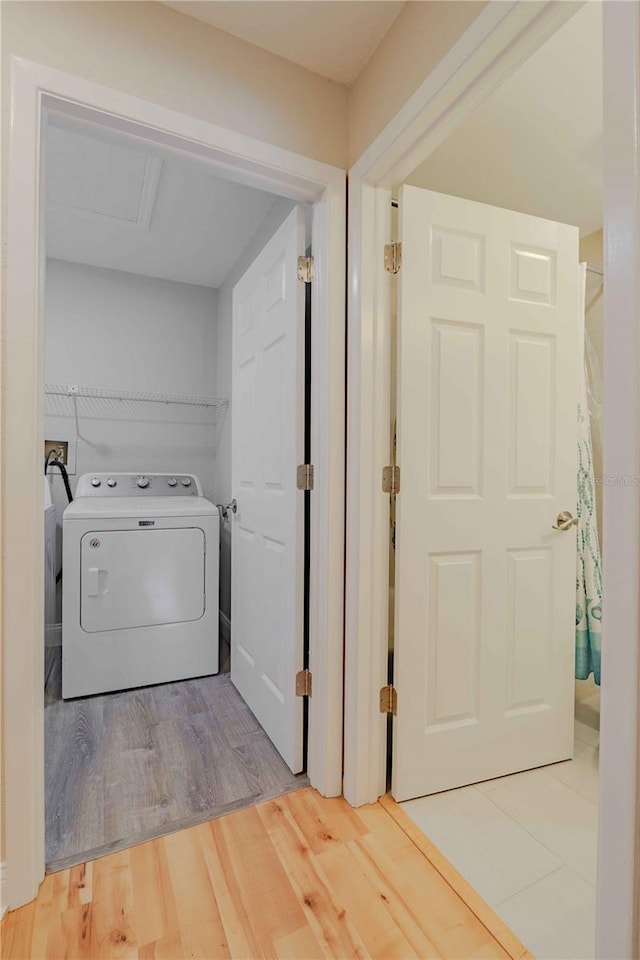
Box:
<box><xmin>392</xmin><ymin>186</ymin><xmax>580</xmax><ymax>802</ymax></box>
<box><xmin>231</xmin><ymin>206</ymin><xmax>306</xmax><ymax>774</ymax></box>
<box><xmin>5</xmin><ymin>58</ymin><xmax>345</xmax><ymax>911</ymax></box>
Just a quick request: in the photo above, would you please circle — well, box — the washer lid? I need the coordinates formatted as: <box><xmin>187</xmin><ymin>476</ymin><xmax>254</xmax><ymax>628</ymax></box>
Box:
<box><xmin>64</xmin><ymin>496</ymin><xmax>219</xmax><ymax>520</ymax></box>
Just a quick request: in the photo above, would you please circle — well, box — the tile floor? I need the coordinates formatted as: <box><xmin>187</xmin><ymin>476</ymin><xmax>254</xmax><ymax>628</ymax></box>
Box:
<box><xmin>401</xmin><ymin>719</ymin><xmax>599</xmax><ymax>960</ymax></box>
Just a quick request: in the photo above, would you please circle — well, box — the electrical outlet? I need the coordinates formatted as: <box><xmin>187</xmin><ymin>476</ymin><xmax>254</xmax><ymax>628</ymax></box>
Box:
<box><xmin>45</xmin><ymin>440</ymin><xmax>69</xmax><ymax>467</ymax></box>
<box><xmin>45</xmin><ymin>438</ymin><xmax>77</xmax><ymax>475</ymax></box>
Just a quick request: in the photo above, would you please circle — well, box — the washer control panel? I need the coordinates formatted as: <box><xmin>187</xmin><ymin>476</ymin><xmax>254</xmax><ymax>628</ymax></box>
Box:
<box><xmin>76</xmin><ymin>473</ymin><xmax>203</xmax><ymax>497</ymax></box>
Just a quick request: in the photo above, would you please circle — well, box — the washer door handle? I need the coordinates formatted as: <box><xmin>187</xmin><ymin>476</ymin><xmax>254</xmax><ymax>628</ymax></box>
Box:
<box><xmin>86</xmin><ymin>567</ymin><xmax>102</xmax><ymax>597</ymax></box>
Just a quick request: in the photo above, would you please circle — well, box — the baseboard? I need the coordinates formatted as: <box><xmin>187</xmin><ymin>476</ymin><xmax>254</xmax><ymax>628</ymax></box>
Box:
<box><xmin>219</xmin><ymin>611</ymin><xmax>231</xmax><ymax>646</ymax></box>
<box><xmin>575</xmin><ymin>697</ymin><xmax>601</xmax><ymax>731</ymax></box>
<box><xmin>0</xmin><ymin>860</ymin><xmax>6</xmax><ymax>919</ymax></box>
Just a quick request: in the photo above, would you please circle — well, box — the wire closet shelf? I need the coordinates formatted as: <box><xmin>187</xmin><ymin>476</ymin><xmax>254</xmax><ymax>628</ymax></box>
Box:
<box><xmin>44</xmin><ymin>383</ymin><xmax>229</xmax><ymax>430</ymax></box>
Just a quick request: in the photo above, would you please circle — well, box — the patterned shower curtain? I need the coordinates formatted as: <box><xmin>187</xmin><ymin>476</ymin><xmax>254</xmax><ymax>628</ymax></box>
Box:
<box><xmin>575</xmin><ymin>264</ymin><xmax>602</xmax><ymax>684</ymax></box>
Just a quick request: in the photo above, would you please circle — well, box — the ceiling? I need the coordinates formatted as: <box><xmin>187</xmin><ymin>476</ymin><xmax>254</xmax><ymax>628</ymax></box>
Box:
<box><xmin>161</xmin><ymin>1</ymin><xmax>405</xmax><ymax>84</ymax></box>
<box><xmin>45</xmin><ymin>117</ymin><xmax>278</xmax><ymax>288</ymax></box>
<box><xmin>405</xmin><ymin>2</ymin><xmax>603</xmax><ymax>236</ymax></box>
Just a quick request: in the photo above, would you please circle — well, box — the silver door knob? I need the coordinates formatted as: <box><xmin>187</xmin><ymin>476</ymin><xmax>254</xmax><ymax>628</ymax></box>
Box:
<box><xmin>552</xmin><ymin>511</ymin><xmax>578</xmax><ymax>531</ymax></box>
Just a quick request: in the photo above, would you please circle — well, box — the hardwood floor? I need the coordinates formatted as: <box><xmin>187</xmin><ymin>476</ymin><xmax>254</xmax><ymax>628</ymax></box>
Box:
<box><xmin>2</xmin><ymin>788</ymin><xmax>530</xmax><ymax>960</ymax></box>
<box><xmin>45</xmin><ymin>647</ymin><xmax>307</xmax><ymax>872</ymax></box>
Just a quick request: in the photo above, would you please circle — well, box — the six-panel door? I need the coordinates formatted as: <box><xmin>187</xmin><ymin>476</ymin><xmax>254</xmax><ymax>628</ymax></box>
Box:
<box><xmin>392</xmin><ymin>186</ymin><xmax>580</xmax><ymax>802</ymax></box>
<box><xmin>231</xmin><ymin>207</ymin><xmax>306</xmax><ymax>774</ymax></box>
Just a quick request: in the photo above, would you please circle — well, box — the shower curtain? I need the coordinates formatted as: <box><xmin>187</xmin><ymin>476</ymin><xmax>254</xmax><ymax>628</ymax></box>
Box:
<box><xmin>575</xmin><ymin>263</ymin><xmax>603</xmax><ymax>684</ymax></box>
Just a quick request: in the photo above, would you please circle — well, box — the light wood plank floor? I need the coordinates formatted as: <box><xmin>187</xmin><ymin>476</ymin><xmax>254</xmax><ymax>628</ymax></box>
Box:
<box><xmin>45</xmin><ymin>646</ymin><xmax>307</xmax><ymax>872</ymax></box>
<box><xmin>2</xmin><ymin>788</ymin><xmax>531</xmax><ymax>960</ymax></box>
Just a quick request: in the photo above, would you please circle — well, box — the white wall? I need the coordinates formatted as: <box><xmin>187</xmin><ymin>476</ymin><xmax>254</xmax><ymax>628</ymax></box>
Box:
<box><xmin>348</xmin><ymin>0</ymin><xmax>488</xmax><ymax>162</ymax></box>
<box><xmin>1</xmin><ymin>1</ymin><xmax>348</xmax><ymax>169</ymax></box>
<box><xmin>214</xmin><ymin>198</ymin><xmax>297</xmax><ymax>624</ymax></box>
<box><xmin>44</xmin><ymin>259</ymin><xmax>219</xmax><ymax>573</ymax></box>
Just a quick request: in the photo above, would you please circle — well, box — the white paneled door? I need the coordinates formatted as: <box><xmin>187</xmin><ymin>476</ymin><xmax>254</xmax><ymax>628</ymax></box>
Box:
<box><xmin>392</xmin><ymin>186</ymin><xmax>580</xmax><ymax>802</ymax></box>
<box><xmin>231</xmin><ymin>207</ymin><xmax>306</xmax><ymax>774</ymax></box>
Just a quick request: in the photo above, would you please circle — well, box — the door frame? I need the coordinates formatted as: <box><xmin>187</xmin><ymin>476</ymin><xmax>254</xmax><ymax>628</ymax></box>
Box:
<box><xmin>344</xmin><ymin>2</ymin><xmax>640</xmax><ymax>957</ymax></box>
<box><xmin>3</xmin><ymin>56</ymin><xmax>345</xmax><ymax>910</ymax></box>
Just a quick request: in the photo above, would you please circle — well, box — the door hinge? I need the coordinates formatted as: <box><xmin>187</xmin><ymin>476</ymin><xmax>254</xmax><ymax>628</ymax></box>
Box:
<box><xmin>297</xmin><ymin>463</ymin><xmax>314</xmax><ymax>491</ymax></box>
<box><xmin>296</xmin><ymin>669</ymin><xmax>312</xmax><ymax>697</ymax></box>
<box><xmin>297</xmin><ymin>256</ymin><xmax>314</xmax><ymax>283</ymax></box>
<box><xmin>384</xmin><ymin>242</ymin><xmax>402</xmax><ymax>275</ymax></box>
<box><xmin>379</xmin><ymin>684</ymin><xmax>397</xmax><ymax>715</ymax></box>
<box><xmin>382</xmin><ymin>465</ymin><xmax>400</xmax><ymax>495</ymax></box>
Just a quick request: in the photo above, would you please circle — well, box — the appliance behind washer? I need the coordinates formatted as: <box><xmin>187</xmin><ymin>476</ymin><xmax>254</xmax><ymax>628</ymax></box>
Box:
<box><xmin>62</xmin><ymin>472</ymin><xmax>219</xmax><ymax>699</ymax></box>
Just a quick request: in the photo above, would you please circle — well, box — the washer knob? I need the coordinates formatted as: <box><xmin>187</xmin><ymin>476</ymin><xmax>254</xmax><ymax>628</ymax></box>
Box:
<box><xmin>137</xmin><ymin>476</ymin><xmax>150</xmax><ymax>488</ymax></box>
<box><xmin>167</xmin><ymin>478</ymin><xmax>177</xmax><ymax>487</ymax></box>
<box><xmin>91</xmin><ymin>477</ymin><xmax>101</xmax><ymax>487</ymax></box>
<box><xmin>181</xmin><ymin>477</ymin><xmax>192</xmax><ymax>487</ymax></box>
<box><xmin>107</xmin><ymin>478</ymin><xmax>117</xmax><ymax>488</ymax></box>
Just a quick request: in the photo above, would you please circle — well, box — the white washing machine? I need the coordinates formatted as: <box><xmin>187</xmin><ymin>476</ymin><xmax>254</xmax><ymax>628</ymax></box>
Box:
<box><xmin>62</xmin><ymin>472</ymin><xmax>219</xmax><ymax>699</ymax></box>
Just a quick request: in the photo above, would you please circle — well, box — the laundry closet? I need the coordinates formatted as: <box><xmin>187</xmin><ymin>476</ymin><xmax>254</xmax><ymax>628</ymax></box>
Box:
<box><xmin>42</xmin><ymin>111</ymin><xmax>311</xmax><ymax>870</ymax></box>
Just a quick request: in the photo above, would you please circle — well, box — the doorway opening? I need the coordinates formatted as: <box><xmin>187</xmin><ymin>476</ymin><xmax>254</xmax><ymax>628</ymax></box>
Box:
<box><xmin>386</xmin><ymin>4</ymin><xmax>602</xmax><ymax>956</ymax></box>
<box><xmin>42</xmin><ymin>106</ymin><xmax>313</xmax><ymax>871</ymax></box>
